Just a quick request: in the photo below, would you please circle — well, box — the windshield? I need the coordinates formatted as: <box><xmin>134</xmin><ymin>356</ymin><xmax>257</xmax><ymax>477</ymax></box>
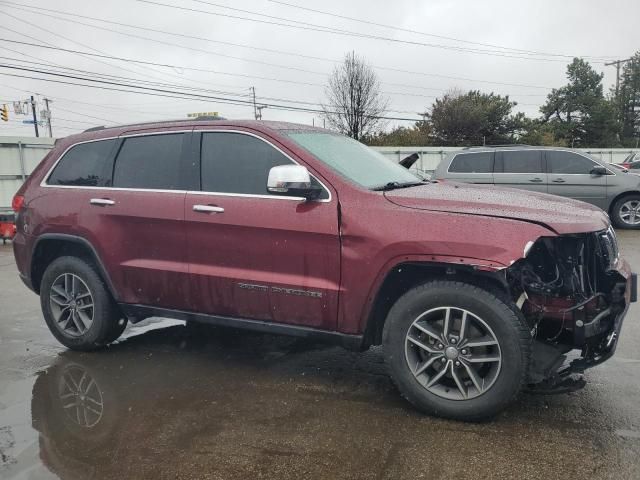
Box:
<box><xmin>286</xmin><ymin>132</ymin><xmax>420</xmax><ymax>189</ymax></box>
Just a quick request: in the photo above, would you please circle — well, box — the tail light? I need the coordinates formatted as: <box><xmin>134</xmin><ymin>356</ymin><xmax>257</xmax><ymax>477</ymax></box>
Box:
<box><xmin>12</xmin><ymin>194</ymin><xmax>25</xmax><ymax>212</ymax></box>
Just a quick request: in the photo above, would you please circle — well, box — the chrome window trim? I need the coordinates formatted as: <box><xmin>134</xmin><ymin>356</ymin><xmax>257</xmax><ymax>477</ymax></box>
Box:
<box><xmin>196</xmin><ymin>129</ymin><xmax>332</xmax><ymax>203</ymax></box>
<box><xmin>40</xmin><ymin>129</ymin><xmax>191</xmax><ymax>188</ymax></box>
<box><xmin>40</xmin><ymin>129</ymin><xmax>332</xmax><ymax>203</ymax></box>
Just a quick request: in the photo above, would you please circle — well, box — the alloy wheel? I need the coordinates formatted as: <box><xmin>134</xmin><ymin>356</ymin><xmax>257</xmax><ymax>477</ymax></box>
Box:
<box><xmin>49</xmin><ymin>273</ymin><xmax>94</xmax><ymax>337</ymax></box>
<box><xmin>405</xmin><ymin>306</ymin><xmax>502</xmax><ymax>400</ymax></box>
<box><xmin>620</xmin><ymin>200</ymin><xmax>640</xmax><ymax>225</ymax></box>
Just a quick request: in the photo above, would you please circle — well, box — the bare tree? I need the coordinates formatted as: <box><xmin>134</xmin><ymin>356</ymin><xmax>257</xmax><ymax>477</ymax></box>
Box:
<box><xmin>323</xmin><ymin>52</ymin><xmax>387</xmax><ymax>140</ymax></box>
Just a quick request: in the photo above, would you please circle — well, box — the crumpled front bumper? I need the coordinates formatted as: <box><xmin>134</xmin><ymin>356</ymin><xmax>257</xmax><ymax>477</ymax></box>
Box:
<box><xmin>572</xmin><ymin>258</ymin><xmax>635</xmax><ymax>371</ymax></box>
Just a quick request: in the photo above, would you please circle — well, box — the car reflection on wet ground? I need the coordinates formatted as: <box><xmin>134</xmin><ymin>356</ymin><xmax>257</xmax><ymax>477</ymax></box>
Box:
<box><xmin>1</xmin><ymin>234</ymin><xmax>640</xmax><ymax>480</ymax></box>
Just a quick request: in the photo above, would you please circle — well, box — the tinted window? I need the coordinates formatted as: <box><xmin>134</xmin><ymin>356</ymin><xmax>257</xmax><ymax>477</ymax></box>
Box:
<box><xmin>629</xmin><ymin>160</ymin><xmax>640</xmax><ymax>170</ymax></box>
<box><xmin>201</xmin><ymin>132</ymin><xmax>293</xmax><ymax>195</ymax></box>
<box><xmin>547</xmin><ymin>151</ymin><xmax>597</xmax><ymax>174</ymax></box>
<box><xmin>449</xmin><ymin>152</ymin><xmax>493</xmax><ymax>173</ymax></box>
<box><xmin>500</xmin><ymin>150</ymin><xmax>543</xmax><ymax>173</ymax></box>
<box><xmin>113</xmin><ymin>134</ymin><xmax>184</xmax><ymax>190</ymax></box>
<box><xmin>48</xmin><ymin>140</ymin><xmax>116</xmax><ymax>186</ymax></box>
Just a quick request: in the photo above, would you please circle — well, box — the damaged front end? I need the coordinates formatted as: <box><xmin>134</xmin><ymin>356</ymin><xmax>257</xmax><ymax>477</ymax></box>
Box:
<box><xmin>505</xmin><ymin>227</ymin><xmax>635</xmax><ymax>393</ymax></box>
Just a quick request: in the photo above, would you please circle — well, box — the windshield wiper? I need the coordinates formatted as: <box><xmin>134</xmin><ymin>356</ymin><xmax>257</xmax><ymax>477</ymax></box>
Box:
<box><xmin>372</xmin><ymin>181</ymin><xmax>426</xmax><ymax>191</ymax></box>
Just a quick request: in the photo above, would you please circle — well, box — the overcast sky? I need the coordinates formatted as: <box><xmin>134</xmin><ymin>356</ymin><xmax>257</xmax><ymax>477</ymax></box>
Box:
<box><xmin>0</xmin><ymin>0</ymin><xmax>637</xmax><ymax>137</ymax></box>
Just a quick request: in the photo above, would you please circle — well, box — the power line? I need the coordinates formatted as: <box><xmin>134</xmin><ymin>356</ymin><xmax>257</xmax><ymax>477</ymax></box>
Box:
<box><xmin>0</xmin><ymin>38</ymin><xmax>549</xmax><ymax>101</ymax></box>
<box><xmin>0</xmin><ymin>1</ymin><xmax>556</xmax><ymax>90</ymax></box>
<box><xmin>0</xmin><ymin>55</ymin><xmax>428</xmax><ymax>113</ymax></box>
<box><xmin>0</xmin><ymin>10</ymin><xmax>207</xmax><ymax>90</ymax></box>
<box><xmin>136</xmin><ymin>0</ymin><xmax>600</xmax><ymax>63</ymax></box>
<box><xmin>0</xmin><ymin>66</ymin><xmax>423</xmax><ymax>121</ymax></box>
<box><xmin>267</xmin><ymin>0</ymin><xmax>616</xmax><ymax>61</ymax></box>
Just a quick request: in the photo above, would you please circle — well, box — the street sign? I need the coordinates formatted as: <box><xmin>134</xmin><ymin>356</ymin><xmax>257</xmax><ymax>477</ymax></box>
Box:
<box><xmin>12</xmin><ymin>101</ymin><xmax>25</xmax><ymax>115</ymax></box>
<box><xmin>22</xmin><ymin>120</ymin><xmax>35</xmax><ymax>124</ymax></box>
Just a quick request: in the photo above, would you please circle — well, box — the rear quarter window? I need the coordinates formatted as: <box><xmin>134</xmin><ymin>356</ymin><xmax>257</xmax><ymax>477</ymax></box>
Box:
<box><xmin>448</xmin><ymin>152</ymin><xmax>494</xmax><ymax>173</ymax></box>
<box><xmin>47</xmin><ymin>139</ymin><xmax>117</xmax><ymax>186</ymax></box>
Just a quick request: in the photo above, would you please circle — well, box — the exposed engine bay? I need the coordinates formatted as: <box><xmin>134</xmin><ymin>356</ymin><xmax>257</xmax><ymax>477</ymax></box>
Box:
<box><xmin>505</xmin><ymin>227</ymin><xmax>630</xmax><ymax>393</ymax></box>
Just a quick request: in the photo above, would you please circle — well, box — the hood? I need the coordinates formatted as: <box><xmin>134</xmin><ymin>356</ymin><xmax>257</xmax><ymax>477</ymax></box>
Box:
<box><xmin>384</xmin><ymin>181</ymin><xmax>610</xmax><ymax>235</ymax></box>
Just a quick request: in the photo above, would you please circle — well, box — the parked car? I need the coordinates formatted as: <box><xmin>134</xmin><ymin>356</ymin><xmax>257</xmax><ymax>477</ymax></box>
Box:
<box><xmin>621</xmin><ymin>152</ymin><xmax>640</xmax><ymax>169</ymax></box>
<box><xmin>434</xmin><ymin>146</ymin><xmax>640</xmax><ymax>229</ymax></box>
<box><xmin>608</xmin><ymin>162</ymin><xmax>629</xmax><ymax>172</ymax></box>
<box><xmin>0</xmin><ymin>211</ymin><xmax>16</xmax><ymax>243</ymax></box>
<box><xmin>12</xmin><ymin>120</ymin><xmax>635</xmax><ymax>420</ymax></box>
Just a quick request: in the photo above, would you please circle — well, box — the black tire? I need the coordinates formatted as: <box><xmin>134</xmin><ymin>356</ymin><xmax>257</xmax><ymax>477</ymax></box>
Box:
<box><xmin>382</xmin><ymin>280</ymin><xmax>531</xmax><ymax>421</ymax></box>
<box><xmin>611</xmin><ymin>194</ymin><xmax>640</xmax><ymax>229</ymax></box>
<box><xmin>40</xmin><ymin>256</ymin><xmax>125</xmax><ymax>350</ymax></box>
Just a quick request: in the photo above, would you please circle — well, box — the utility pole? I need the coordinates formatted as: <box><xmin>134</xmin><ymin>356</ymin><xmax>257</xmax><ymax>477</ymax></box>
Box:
<box><xmin>256</xmin><ymin>105</ymin><xmax>267</xmax><ymax>120</ymax></box>
<box><xmin>605</xmin><ymin>58</ymin><xmax>631</xmax><ymax>98</ymax></box>
<box><xmin>250</xmin><ymin>86</ymin><xmax>258</xmax><ymax>120</ymax></box>
<box><xmin>43</xmin><ymin>97</ymin><xmax>53</xmax><ymax>137</ymax></box>
<box><xmin>30</xmin><ymin>95</ymin><xmax>39</xmax><ymax>137</ymax></box>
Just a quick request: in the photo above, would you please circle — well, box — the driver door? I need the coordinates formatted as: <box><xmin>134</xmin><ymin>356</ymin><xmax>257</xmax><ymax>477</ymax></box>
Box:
<box><xmin>185</xmin><ymin>130</ymin><xmax>341</xmax><ymax>330</ymax></box>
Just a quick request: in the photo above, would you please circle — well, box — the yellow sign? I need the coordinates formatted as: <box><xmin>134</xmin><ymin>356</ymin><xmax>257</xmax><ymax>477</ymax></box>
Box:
<box><xmin>187</xmin><ymin>112</ymin><xmax>219</xmax><ymax>118</ymax></box>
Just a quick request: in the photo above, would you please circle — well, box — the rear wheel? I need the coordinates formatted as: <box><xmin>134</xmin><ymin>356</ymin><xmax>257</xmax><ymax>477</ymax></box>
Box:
<box><xmin>383</xmin><ymin>281</ymin><xmax>531</xmax><ymax>421</ymax></box>
<box><xmin>611</xmin><ymin>194</ymin><xmax>640</xmax><ymax>229</ymax></box>
<box><xmin>40</xmin><ymin>256</ymin><xmax>126</xmax><ymax>350</ymax></box>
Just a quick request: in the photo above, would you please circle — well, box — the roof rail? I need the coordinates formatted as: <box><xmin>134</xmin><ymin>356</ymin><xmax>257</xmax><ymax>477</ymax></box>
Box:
<box><xmin>462</xmin><ymin>144</ymin><xmax>532</xmax><ymax>149</ymax></box>
<box><xmin>82</xmin><ymin>116</ymin><xmax>227</xmax><ymax>133</ymax></box>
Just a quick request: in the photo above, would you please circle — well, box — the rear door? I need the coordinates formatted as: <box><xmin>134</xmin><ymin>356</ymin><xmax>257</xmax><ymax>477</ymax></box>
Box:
<box><xmin>185</xmin><ymin>130</ymin><xmax>340</xmax><ymax>330</ymax></box>
<box><xmin>546</xmin><ymin>150</ymin><xmax>608</xmax><ymax>209</ymax></box>
<box><xmin>79</xmin><ymin>130</ymin><xmax>192</xmax><ymax>310</ymax></box>
<box><xmin>444</xmin><ymin>151</ymin><xmax>494</xmax><ymax>184</ymax></box>
<box><xmin>493</xmin><ymin>149</ymin><xmax>547</xmax><ymax>193</ymax></box>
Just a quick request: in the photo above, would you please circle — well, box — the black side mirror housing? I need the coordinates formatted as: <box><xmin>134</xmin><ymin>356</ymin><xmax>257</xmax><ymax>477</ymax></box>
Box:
<box><xmin>591</xmin><ymin>166</ymin><xmax>607</xmax><ymax>176</ymax></box>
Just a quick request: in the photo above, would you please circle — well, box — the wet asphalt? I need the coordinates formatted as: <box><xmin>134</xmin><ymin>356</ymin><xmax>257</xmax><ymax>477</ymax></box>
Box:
<box><xmin>1</xmin><ymin>233</ymin><xmax>640</xmax><ymax>480</ymax></box>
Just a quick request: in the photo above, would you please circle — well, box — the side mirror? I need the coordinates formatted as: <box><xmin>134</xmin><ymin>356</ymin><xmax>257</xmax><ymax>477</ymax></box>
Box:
<box><xmin>267</xmin><ymin>165</ymin><xmax>322</xmax><ymax>200</ymax></box>
<box><xmin>591</xmin><ymin>166</ymin><xmax>608</xmax><ymax>176</ymax></box>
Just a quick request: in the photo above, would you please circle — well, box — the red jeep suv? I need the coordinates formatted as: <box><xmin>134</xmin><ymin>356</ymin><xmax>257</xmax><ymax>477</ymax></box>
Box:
<box><xmin>12</xmin><ymin>120</ymin><xmax>636</xmax><ymax>420</ymax></box>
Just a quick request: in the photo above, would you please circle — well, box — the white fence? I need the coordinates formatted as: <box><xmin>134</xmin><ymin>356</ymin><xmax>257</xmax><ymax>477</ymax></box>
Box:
<box><xmin>0</xmin><ymin>136</ymin><xmax>638</xmax><ymax>208</ymax></box>
<box><xmin>0</xmin><ymin>137</ymin><xmax>55</xmax><ymax>209</ymax></box>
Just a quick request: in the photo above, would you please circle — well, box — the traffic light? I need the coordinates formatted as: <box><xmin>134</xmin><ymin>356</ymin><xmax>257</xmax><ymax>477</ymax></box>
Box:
<box><xmin>0</xmin><ymin>104</ymin><xmax>8</xmax><ymax>122</ymax></box>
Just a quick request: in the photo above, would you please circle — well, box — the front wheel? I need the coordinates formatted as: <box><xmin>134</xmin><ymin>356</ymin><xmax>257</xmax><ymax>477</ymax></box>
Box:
<box><xmin>611</xmin><ymin>194</ymin><xmax>640</xmax><ymax>229</ymax></box>
<box><xmin>40</xmin><ymin>256</ymin><xmax>127</xmax><ymax>350</ymax></box>
<box><xmin>383</xmin><ymin>281</ymin><xmax>531</xmax><ymax>421</ymax></box>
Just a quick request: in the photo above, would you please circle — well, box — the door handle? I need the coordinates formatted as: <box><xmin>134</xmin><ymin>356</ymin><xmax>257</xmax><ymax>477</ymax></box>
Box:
<box><xmin>552</xmin><ymin>178</ymin><xmax>566</xmax><ymax>183</ymax></box>
<box><xmin>89</xmin><ymin>198</ymin><xmax>115</xmax><ymax>206</ymax></box>
<box><xmin>529</xmin><ymin>178</ymin><xmax>543</xmax><ymax>183</ymax></box>
<box><xmin>193</xmin><ymin>204</ymin><xmax>224</xmax><ymax>213</ymax></box>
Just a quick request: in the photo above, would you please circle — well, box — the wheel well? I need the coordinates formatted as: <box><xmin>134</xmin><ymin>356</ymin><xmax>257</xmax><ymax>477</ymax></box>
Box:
<box><xmin>30</xmin><ymin>238</ymin><xmax>111</xmax><ymax>296</ymax></box>
<box><xmin>362</xmin><ymin>262</ymin><xmax>509</xmax><ymax>348</ymax></box>
<box><xmin>608</xmin><ymin>191</ymin><xmax>640</xmax><ymax>216</ymax></box>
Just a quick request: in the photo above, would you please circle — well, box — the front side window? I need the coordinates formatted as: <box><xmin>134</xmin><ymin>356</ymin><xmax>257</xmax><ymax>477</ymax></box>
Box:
<box><xmin>285</xmin><ymin>132</ymin><xmax>420</xmax><ymax>189</ymax></box>
<box><xmin>547</xmin><ymin>151</ymin><xmax>598</xmax><ymax>174</ymax></box>
<box><xmin>201</xmin><ymin>132</ymin><xmax>294</xmax><ymax>195</ymax></box>
<box><xmin>112</xmin><ymin>134</ymin><xmax>185</xmax><ymax>190</ymax></box>
<box><xmin>47</xmin><ymin>139</ymin><xmax>116</xmax><ymax>186</ymax></box>
<box><xmin>499</xmin><ymin>150</ymin><xmax>543</xmax><ymax>173</ymax></box>
<box><xmin>448</xmin><ymin>152</ymin><xmax>493</xmax><ymax>173</ymax></box>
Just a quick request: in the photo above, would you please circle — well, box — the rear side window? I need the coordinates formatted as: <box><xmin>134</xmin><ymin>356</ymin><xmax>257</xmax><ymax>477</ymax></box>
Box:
<box><xmin>47</xmin><ymin>139</ymin><xmax>116</xmax><ymax>186</ymax></box>
<box><xmin>498</xmin><ymin>150</ymin><xmax>543</xmax><ymax>173</ymax></box>
<box><xmin>113</xmin><ymin>134</ymin><xmax>185</xmax><ymax>190</ymax></box>
<box><xmin>448</xmin><ymin>152</ymin><xmax>494</xmax><ymax>173</ymax></box>
<box><xmin>200</xmin><ymin>132</ymin><xmax>293</xmax><ymax>195</ymax></box>
<box><xmin>547</xmin><ymin>151</ymin><xmax>598</xmax><ymax>174</ymax></box>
